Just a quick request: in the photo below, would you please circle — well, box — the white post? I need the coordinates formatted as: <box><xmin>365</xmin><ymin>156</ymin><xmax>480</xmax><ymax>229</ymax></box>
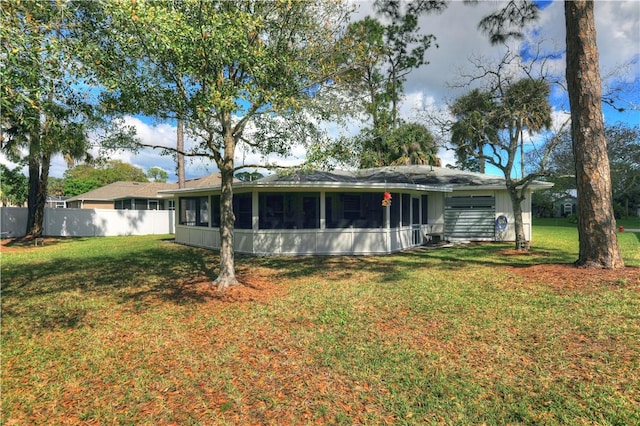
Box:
<box><xmin>320</xmin><ymin>191</ymin><xmax>326</xmax><ymax>230</ymax></box>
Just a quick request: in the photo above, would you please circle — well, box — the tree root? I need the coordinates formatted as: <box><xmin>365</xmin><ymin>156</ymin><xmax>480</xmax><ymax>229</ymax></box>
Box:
<box><xmin>213</xmin><ymin>275</ymin><xmax>241</xmax><ymax>292</ymax></box>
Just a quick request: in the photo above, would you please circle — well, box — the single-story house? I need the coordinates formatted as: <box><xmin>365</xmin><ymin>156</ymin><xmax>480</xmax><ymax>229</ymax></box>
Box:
<box><xmin>65</xmin><ymin>173</ymin><xmax>222</xmax><ymax>210</ymax></box>
<box><xmin>552</xmin><ymin>190</ymin><xmax>578</xmax><ymax>217</ymax></box>
<box><xmin>162</xmin><ymin>165</ymin><xmax>553</xmax><ymax>256</ymax></box>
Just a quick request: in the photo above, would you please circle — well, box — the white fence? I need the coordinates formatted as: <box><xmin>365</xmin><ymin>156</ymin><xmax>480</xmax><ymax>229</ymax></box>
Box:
<box><xmin>1</xmin><ymin>207</ymin><xmax>174</xmax><ymax>238</ymax></box>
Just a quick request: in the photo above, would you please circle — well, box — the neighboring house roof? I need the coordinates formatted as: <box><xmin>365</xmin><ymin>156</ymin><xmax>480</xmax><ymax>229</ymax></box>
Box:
<box><xmin>46</xmin><ymin>196</ymin><xmax>68</xmax><ymax>202</ymax></box>
<box><xmin>162</xmin><ymin>166</ymin><xmax>553</xmax><ymax>195</ymax></box>
<box><xmin>66</xmin><ymin>173</ymin><xmax>222</xmax><ymax>202</ymax></box>
<box><xmin>183</xmin><ymin>173</ymin><xmax>224</xmax><ymax>189</ymax></box>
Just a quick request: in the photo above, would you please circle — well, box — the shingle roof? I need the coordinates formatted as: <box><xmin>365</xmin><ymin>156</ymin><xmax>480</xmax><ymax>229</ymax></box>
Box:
<box><xmin>161</xmin><ymin>166</ymin><xmax>553</xmax><ymax>195</ymax></box>
<box><xmin>250</xmin><ymin>166</ymin><xmax>552</xmax><ymax>189</ymax></box>
<box><xmin>66</xmin><ymin>173</ymin><xmax>222</xmax><ymax>201</ymax></box>
<box><xmin>183</xmin><ymin>173</ymin><xmax>223</xmax><ymax>189</ymax></box>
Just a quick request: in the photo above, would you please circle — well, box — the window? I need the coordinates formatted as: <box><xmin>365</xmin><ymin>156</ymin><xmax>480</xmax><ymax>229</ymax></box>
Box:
<box><xmin>260</xmin><ymin>194</ymin><xmax>284</xmax><ymax>229</ymax></box>
<box><xmin>421</xmin><ymin>195</ymin><xmax>429</xmax><ymax>224</ymax></box>
<box><xmin>325</xmin><ymin>192</ymin><xmax>383</xmax><ymax>229</ymax></box>
<box><xmin>390</xmin><ymin>193</ymin><xmax>400</xmax><ymax>228</ymax></box>
<box><xmin>199</xmin><ymin>198</ymin><xmax>209</xmax><ymax>226</ymax></box>
<box><xmin>116</xmin><ymin>199</ymin><xmax>132</xmax><ymax>210</ymax></box>
<box><xmin>259</xmin><ymin>192</ymin><xmax>320</xmax><ymax>229</ymax></box>
<box><xmin>180</xmin><ymin>198</ymin><xmax>197</xmax><ymax>225</ymax></box>
<box><xmin>302</xmin><ymin>196</ymin><xmax>319</xmax><ymax>229</ymax></box>
<box><xmin>179</xmin><ymin>196</ymin><xmax>209</xmax><ymax>226</ymax></box>
<box><xmin>233</xmin><ymin>193</ymin><xmax>252</xmax><ymax>229</ymax></box>
<box><xmin>148</xmin><ymin>200</ymin><xmax>159</xmax><ymax>210</ymax></box>
<box><xmin>211</xmin><ymin>195</ymin><xmax>220</xmax><ymax>227</ymax></box>
<box><xmin>134</xmin><ymin>199</ymin><xmax>148</xmax><ymax>210</ymax></box>
<box><xmin>402</xmin><ymin>194</ymin><xmax>411</xmax><ymax>226</ymax></box>
<box><xmin>563</xmin><ymin>202</ymin><xmax>573</xmax><ymax>216</ymax></box>
<box><xmin>412</xmin><ymin>197</ymin><xmax>420</xmax><ymax>225</ymax></box>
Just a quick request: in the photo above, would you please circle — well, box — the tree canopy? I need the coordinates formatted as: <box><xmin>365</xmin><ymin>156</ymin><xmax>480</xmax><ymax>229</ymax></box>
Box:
<box><xmin>78</xmin><ymin>0</ymin><xmax>357</xmax><ymax>289</ymax></box>
<box><xmin>0</xmin><ymin>165</ymin><xmax>28</xmax><ymax>207</ymax></box>
<box><xmin>545</xmin><ymin>123</ymin><xmax>640</xmax><ymax>217</ymax></box>
<box><xmin>147</xmin><ymin>167</ymin><xmax>169</xmax><ymax>183</ymax></box>
<box><xmin>450</xmin><ymin>89</ymin><xmax>499</xmax><ymax>174</ymax></box>
<box><xmin>62</xmin><ymin>160</ymin><xmax>149</xmax><ymax>196</ymax></box>
<box><xmin>1</xmin><ymin>0</ymin><xmax>136</xmax><ymax>236</ymax></box>
<box><xmin>64</xmin><ymin>160</ymin><xmax>148</xmax><ymax>185</ymax></box>
<box><xmin>343</xmin><ymin>2</ymin><xmax>441</xmax><ymax>168</ymax></box>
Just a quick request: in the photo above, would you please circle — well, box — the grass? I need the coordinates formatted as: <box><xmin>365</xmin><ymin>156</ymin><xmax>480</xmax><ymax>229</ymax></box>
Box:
<box><xmin>2</xmin><ymin>228</ymin><xmax>639</xmax><ymax>425</ymax></box>
<box><xmin>533</xmin><ymin>217</ymin><xmax>640</xmax><ymax>266</ymax></box>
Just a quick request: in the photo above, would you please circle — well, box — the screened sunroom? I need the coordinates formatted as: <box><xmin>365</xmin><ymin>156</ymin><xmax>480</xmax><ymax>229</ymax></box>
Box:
<box><xmin>165</xmin><ymin>166</ymin><xmax>551</xmax><ymax>255</ymax></box>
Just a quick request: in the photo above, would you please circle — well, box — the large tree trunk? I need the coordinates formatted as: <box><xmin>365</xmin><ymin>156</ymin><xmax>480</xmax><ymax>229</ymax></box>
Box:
<box><xmin>177</xmin><ymin>118</ymin><xmax>185</xmax><ymax>189</ymax></box>
<box><xmin>31</xmin><ymin>152</ymin><xmax>51</xmax><ymax>238</ymax></box>
<box><xmin>214</xmin><ymin>124</ymin><xmax>240</xmax><ymax>291</ymax></box>
<box><xmin>26</xmin><ymin>151</ymin><xmax>40</xmax><ymax>236</ymax></box>
<box><xmin>26</xmin><ymin>152</ymin><xmax>50</xmax><ymax>238</ymax></box>
<box><xmin>564</xmin><ymin>0</ymin><xmax>623</xmax><ymax>269</ymax></box>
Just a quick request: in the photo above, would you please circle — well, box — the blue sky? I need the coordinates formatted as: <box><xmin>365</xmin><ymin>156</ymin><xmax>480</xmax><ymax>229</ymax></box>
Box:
<box><xmin>4</xmin><ymin>0</ymin><xmax>638</xmax><ymax>181</ymax></box>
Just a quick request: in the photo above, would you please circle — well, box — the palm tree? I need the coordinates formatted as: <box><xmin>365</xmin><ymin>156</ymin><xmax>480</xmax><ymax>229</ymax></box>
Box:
<box><xmin>450</xmin><ymin>89</ymin><xmax>499</xmax><ymax>173</ymax></box>
<box><xmin>503</xmin><ymin>79</ymin><xmax>552</xmax><ymax>177</ymax></box>
<box><xmin>387</xmin><ymin>123</ymin><xmax>440</xmax><ymax>166</ymax></box>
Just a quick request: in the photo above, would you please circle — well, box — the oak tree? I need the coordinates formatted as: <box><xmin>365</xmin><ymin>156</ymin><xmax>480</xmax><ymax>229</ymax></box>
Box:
<box><xmin>147</xmin><ymin>167</ymin><xmax>169</xmax><ymax>183</ymax></box>
<box><xmin>81</xmin><ymin>0</ymin><xmax>355</xmax><ymax>289</ymax></box>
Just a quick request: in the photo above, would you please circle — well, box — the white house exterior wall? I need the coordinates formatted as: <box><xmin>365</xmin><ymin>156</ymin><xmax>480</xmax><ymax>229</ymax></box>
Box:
<box><xmin>427</xmin><ymin>192</ymin><xmax>445</xmax><ymax>238</ymax></box>
<box><xmin>494</xmin><ymin>190</ymin><xmax>533</xmax><ymax>241</ymax></box>
<box><xmin>175</xmin><ymin>227</ymin><xmax>394</xmax><ymax>255</ymax></box>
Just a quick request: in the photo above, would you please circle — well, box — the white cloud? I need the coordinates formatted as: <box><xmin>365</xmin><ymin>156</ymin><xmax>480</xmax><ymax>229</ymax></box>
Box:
<box><xmin>28</xmin><ymin>1</ymin><xmax>640</xmax><ymax>180</ymax></box>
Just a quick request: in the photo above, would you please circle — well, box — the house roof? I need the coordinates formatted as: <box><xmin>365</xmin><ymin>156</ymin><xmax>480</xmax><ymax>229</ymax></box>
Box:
<box><xmin>162</xmin><ymin>165</ymin><xmax>554</xmax><ymax>195</ymax></box>
<box><xmin>183</xmin><ymin>173</ymin><xmax>224</xmax><ymax>189</ymax></box>
<box><xmin>66</xmin><ymin>173</ymin><xmax>222</xmax><ymax>202</ymax></box>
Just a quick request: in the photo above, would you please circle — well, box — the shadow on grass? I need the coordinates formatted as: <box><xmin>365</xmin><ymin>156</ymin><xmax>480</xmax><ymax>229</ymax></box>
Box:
<box><xmin>409</xmin><ymin>243</ymin><xmax>577</xmax><ymax>268</ymax></box>
<box><xmin>250</xmin><ymin>254</ymin><xmax>402</xmax><ymax>281</ymax></box>
<box><xmin>1</xmin><ymin>239</ymin><xmax>581</xmax><ymax>334</ymax></box>
<box><xmin>241</xmin><ymin>241</ymin><xmax>578</xmax><ymax>286</ymax></box>
<box><xmin>1</xmin><ymin>245</ymin><xmax>219</xmax><ymax>328</ymax></box>
<box><xmin>3</xmin><ymin>241</ymin><xmax>576</xmax><ymax>300</ymax></box>
<box><xmin>1</xmin><ymin>236</ymin><xmax>93</xmax><ymax>250</ymax></box>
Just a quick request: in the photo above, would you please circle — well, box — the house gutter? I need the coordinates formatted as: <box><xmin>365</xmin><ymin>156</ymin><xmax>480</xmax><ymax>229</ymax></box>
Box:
<box><xmin>159</xmin><ymin>181</ymin><xmax>454</xmax><ymax>195</ymax></box>
<box><xmin>452</xmin><ymin>182</ymin><xmax>554</xmax><ymax>191</ymax></box>
<box><xmin>158</xmin><ymin>179</ymin><xmax>553</xmax><ymax>196</ymax></box>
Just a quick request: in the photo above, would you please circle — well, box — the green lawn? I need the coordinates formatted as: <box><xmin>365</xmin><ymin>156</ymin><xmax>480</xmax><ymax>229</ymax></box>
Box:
<box><xmin>2</xmin><ymin>228</ymin><xmax>639</xmax><ymax>425</ymax></box>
